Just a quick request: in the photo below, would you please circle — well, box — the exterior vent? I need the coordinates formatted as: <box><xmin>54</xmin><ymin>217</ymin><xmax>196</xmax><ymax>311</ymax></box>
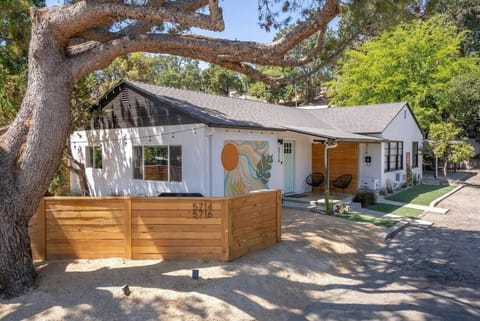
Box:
<box><xmin>120</xmin><ymin>89</ymin><xmax>129</xmax><ymax>106</ymax></box>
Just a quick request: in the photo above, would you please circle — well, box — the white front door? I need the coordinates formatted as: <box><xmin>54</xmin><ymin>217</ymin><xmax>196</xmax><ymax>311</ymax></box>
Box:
<box><xmin>283</xmin><ymin>140</ymin><xmax>295</xmax><ymax>193</ymax></box>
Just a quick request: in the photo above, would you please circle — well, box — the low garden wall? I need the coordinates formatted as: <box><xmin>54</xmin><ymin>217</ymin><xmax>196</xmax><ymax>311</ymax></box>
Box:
<box><xmin>28</xmin><ymin>190</ymin><xmax>282</xmax><ymax>261</ymax></box>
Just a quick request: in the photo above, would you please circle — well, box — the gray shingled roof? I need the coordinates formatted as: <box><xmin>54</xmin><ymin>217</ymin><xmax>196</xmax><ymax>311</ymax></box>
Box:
<box><xmin>306</xmin><ymin>102</ymin><xmax>408</xmax><ymax>134</ymax></box>
<box><xmin>128</xmin><ymin>80</ymin><xmax>334</xmax><ymax>130</ymax></box>
<box><xmin>125</xmin><ymin>80</ymin><xmax>407</xmax><ymax>140</ymax></box>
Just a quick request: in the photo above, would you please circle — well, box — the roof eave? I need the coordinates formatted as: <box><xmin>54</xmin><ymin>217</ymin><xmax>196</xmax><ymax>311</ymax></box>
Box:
<box><xmin>285</xmin><ymin>127</ymin><xmax>381</xmax><ymax>143</ymax></box>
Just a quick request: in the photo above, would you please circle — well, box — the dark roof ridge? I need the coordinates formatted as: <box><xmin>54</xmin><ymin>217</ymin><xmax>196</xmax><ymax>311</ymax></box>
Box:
<box><xmin>125</xmin><ymin>79</ymin><xmax>296</xmax><ymax>110</ymax></box>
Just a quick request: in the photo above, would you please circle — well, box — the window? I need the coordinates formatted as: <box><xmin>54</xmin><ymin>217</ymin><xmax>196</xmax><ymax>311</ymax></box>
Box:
<box><xmin>384</xmin><ymin>141</ymin><xmax>403</xmax><ymax>172</ymax></box>
<box><xmin>412</xmin><ymin>142</ymin><xmax>419</xmax><ymax>168</ymax></box>
<box><xmin>86</xmin><ymin>146</ymin><xmax>102</xmax><ymax>169</ymax></box>
<box><xmin>132</xmin><ymin>145</ymin><xmax>182</xmax><ymax>181</ymax></box>
<box><xmin>284</xmin><ymin>142</ymin><xmax>292</xmax><ymax>154</ymax></box>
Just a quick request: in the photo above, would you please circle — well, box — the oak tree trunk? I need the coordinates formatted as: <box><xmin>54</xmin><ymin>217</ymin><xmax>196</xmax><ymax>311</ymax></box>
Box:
<box><xmin>0</xmin><ymin>10</ymin><xmax>73</xmax><ymax>298</ymax></box>
<box><xmin>0</xmin><ymin>205</ymin><xmax>37</xmax><ymax>298</ymax></box>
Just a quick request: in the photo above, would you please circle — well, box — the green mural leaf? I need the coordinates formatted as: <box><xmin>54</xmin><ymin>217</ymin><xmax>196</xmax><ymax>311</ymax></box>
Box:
<box><xmin>256</xmin><ymin>154</ymin><xmax>273</xmax><ymax>186</ymax></box>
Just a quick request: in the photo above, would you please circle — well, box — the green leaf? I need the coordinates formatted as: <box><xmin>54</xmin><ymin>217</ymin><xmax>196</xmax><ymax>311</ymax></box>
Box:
<box><xmin>256</xmin><ymin>154</ymin><xmax>274</xmax><ymax>186</ymax></box>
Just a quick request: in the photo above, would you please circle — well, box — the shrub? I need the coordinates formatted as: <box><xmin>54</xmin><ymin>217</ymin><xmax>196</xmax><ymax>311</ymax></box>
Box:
<box><xmin>354</xmin><ymin>190</ymin><xmax>377</xmax><ymax>208</ymax></box>
<box><xmin>379</xmin><ymin>188</ymin><xmax>387</xmax><ymax>196</ymax></box>
<box><xmin>406</xmin><ymin>165</ymin><xmax>413</xmax><ymax>186</ymax></box>
<box><xmin>413</xmin><ymin>173</ymin><xmax>418</xmax><ymax>186</ymax></box>
<box><xmin>386</xmin><ymin>179</ymin><xmax>394</xmax><ymax>194</ymax></box>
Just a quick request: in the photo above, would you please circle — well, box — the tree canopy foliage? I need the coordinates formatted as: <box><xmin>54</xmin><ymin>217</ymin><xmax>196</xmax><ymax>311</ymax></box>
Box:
<box><xmin>0</xmin><ymin>0</ymin><xmax>45</xmax><ymax>126</ymax></box>
<box><xmin>327</xmin><ymin>15</ymin><xmax>479</xmax><ymax>133</ymax></box>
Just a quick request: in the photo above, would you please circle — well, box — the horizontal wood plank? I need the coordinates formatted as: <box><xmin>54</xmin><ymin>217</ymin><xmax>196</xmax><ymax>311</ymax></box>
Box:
<box><xmin>132</xmin><ymin>239</ymin><xmax>223</xmax><ymax>247</ymax></box>
<box><xmin>133</xmin><ymin>224</ymin><xmax>221</xmax><ymax>233</ymax></box>
<box><xmin>132</xmin><ymin>209</ymin><xmax>224</xmax><ymax>218</ymax></box>
<box><xmin>132</xmin><ymin>246</ymin><xmax>222</xmax><ymax>255</ymax></box>
<box><xmin>132</xmin><ymin>231</ymin><xmax>222</xmax><ymax>240</ymax></box>
<box><xmin>133</xmin><ymin>217</ymin><xmax>221</xmax><ymax>225</ymax></box>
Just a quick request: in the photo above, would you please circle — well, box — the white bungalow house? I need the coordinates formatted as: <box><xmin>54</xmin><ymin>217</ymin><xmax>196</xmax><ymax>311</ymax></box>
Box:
<box><xmin>70</xmin><ymin>80</ymin><xmax>423</xmax><ymax>197</ymax></box>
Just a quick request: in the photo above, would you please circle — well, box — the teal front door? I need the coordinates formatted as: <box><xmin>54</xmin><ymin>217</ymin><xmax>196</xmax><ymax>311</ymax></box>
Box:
<box><xmin>283</xmin><ymin>140</ymin><xmax>295</xmax><ymax>193</ymax></box>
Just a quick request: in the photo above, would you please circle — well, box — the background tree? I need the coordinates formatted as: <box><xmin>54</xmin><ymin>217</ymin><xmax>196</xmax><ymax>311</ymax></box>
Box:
<box><xmin>429</xmin><ymin>0</ymin><xmax>480</xmax><ymax>56</ymax></box>
<box><xmin>427</xmin><ymin>123</ymin><xmax>475</xmax><ymax>177</ymax></box>
<box><xmin>327</xmin><ymin>15</ymin><xmax>479</xmax><ymax>132</ymax></box>
<box><xmin>440</xmin><ymin>71</ymin><xmax>480</xmax><ymax>140</ymax></box>
<box><xmin>200</xmin><ymin>64</ymin><xmax>243</xmax><ymax>96</ymax></box>
<box><xmin>0</xmin><ymin>0</ymin><xmax>45</xmax><ymax>126</ymax></box>
<box><xmin>247</xmin><ymin>66</ymin><xmax>297</xmax><ymax>103</ymax></box>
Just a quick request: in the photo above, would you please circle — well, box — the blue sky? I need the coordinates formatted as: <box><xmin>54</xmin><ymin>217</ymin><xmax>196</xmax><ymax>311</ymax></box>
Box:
<box><xmin>45</xmin><ymin>0</ymin><xmax>282</xmax><ymax>43</ymax></box>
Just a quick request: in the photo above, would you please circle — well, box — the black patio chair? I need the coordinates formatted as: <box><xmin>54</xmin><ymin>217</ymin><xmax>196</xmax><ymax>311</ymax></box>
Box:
<box><xmin>331</xmin><ymin>174</ymin><xmax>352</xmax><ymax>194</ymax></box>
<box><xmin>306</xmin><ymin>172</ymin><xmax>324</xmax><ymax>192</ymax></box>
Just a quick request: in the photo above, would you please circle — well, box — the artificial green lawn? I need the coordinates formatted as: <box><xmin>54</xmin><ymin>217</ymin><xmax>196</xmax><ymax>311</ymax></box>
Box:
<box><xmin>339</xmin><ymin>212</ymin><xmax>397</xmax><ymax>228</ymax></box>
<box><xmin>366</xmin><ymin>203</ymin><xmax>423</xmax><ymax>218</ymax></box>
<box><xmin>385</xmin><ymin>184</ymin><xmax>456</xmax><ymax>206</ymax></box>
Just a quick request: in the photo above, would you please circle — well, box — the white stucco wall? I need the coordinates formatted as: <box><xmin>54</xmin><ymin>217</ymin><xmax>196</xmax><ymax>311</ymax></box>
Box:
<box><xmin>70</xmin><ymin>124</ymin><xmax>315</xmax><ymax>197</ymax></box>
<box><xmin>380</xmin><ymin>105</ymin><xmax>423</xmax><ymax>187</ymax></box>
<box><xmin>70</xmin><ymin>124</ymin><xmax>207</xmax><ymax>196</ymax></box>
<box><xmin>358</xmin><ymin>142</ymin><xmax>383</xmax><ymax>189</ymax></box>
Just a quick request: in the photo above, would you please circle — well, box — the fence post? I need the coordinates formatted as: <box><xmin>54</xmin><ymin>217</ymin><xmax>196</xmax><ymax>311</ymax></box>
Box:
<box><xmin>38</xmin><ymin>198</ymin><xmax>46</xmax><ymax>260</ymax></box>
<box><xmin>222</xmin><ymin>198</ymin><xmax>231</xmax><ymax>261</ymax></box>
<box><xmin>276</xmin><ymin>190</ymin><xmax>282</xmax><ymax>243</ymax></box>
<box><xmin>124</xmin><ymin>198</ymin><xmax>132</xmax><ymax>259</ymax></box>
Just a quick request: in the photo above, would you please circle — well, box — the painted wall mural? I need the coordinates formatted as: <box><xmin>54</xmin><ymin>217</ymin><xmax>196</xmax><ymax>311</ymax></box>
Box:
<box><xmin>221</xmin><ymin>140</ymin><xmax>273</xmax><ymax>196</ymax></box>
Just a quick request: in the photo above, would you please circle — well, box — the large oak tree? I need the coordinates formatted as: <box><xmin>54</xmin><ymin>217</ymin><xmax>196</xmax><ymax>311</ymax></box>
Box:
<box><xmin>0</xmin><ymin>0</ymin><xmax>430</xmax><ymax>298</ymax></box>
<box><xmin>0</xmin><ymin>0</ymin><xmax>339</xmax><ymax>299</ymax></box>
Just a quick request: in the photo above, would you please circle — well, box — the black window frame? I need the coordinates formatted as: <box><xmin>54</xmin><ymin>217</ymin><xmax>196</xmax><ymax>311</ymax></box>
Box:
<box><xmin>86</xmin><ymin>145</ymin><xmax>103</xmax><ymax>169</ymax></box>
<box><xmin>412</xmin><ymin>142</ymin><xmax>419</xmax><ymax>168</ymax></box>
<box><xmin>132</xmin><ymin>145</ymin><xmax>182</xmax><ymax>182</ymax></box>
<box><xmin>384</xmin><ymin>141</ymin><xmax>403</xmax><ymax>172</ymax></box>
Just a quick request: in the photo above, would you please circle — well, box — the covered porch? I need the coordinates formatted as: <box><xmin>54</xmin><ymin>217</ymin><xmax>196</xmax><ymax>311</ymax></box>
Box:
<box><xmin>285</xmin><ymin>126</ymin><xmax>381</xmax><ymax>196</ymax></box>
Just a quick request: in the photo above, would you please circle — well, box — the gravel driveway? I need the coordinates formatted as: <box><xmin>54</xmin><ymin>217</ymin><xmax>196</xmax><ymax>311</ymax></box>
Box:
<box><xmin>302</xmin><ymin>172</ymin><xmax>480</xmax><ymax>321</ymax></box>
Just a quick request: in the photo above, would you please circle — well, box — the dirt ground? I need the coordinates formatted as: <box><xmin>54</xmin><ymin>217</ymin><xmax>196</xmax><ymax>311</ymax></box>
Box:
<box><xmin>2</xmin><ymin>173</ymin><xmax>480</xmax><ymax>321</ymax></box>
<box><xmin>0</xmin><ymin>210</ymin><xmax>384</xmax><ymax>321</ymax></box>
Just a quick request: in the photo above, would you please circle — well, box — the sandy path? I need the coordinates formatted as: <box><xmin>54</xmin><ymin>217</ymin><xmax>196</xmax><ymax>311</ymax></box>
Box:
<box><xmin>0</xmin><ymin>209</ymin><xmax>383</xmax><ymax>321</ymax></box>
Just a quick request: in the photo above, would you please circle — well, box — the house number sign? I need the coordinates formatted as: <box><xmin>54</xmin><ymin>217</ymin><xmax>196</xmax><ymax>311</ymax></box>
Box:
<box><xmin>192</xmin><ymin>201</ymin><xmax>213</xmax><ymax>219</ymax></box>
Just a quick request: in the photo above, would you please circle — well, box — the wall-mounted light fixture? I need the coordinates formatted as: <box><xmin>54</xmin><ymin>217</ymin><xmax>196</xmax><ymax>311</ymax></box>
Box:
<box><xmin>277</xmin><ymin>139</ymin><xmax>284</xmax><ymax>145</ymax></box>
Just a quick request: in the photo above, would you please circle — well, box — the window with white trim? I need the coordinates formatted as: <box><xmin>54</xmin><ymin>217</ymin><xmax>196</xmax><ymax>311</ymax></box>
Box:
<box><xmin>384</xmin><ymin>141</ymin><xmax>403</xmax><ymax>172</ymax></box>
<box><xmin>86</xmin><ymin>146</ymin><xmax>102</xmax><ymax>169</ymax></box>
<box><xmin>132</xmin><ymin>145</ymin><xmax>182</xmax><ymax>181</ymax></box>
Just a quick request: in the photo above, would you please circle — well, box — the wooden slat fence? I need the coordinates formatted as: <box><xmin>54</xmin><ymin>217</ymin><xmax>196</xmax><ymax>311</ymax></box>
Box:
<box><xmin>29</xmin><ymin>190</ymin><xmax>281</xmax><ymax>261</ymax></box>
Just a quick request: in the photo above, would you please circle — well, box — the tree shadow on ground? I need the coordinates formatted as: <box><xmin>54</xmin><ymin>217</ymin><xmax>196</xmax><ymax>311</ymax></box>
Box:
<box><xmin>2</xmin><ymin>209</ymin><xmax>480</xmax><ymax>321</ymax></box>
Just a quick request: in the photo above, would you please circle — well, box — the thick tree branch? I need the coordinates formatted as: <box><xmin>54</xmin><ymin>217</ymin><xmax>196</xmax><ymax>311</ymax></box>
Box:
<box><xmin>268</xmin><ymin>0</ymin><xmax>339</xmax><ymax>54</ymax></box>
<box><xmin>69</xmin><ymin>27</ymin><xmax>333</xmax><ymax>84</ymax></box>
<box><xmin>64</xmin><ymin>0</ymin><xmax>339</xmax><ymax>85</ymax></box>
<box><xmin>72</xmin><ymin>0</ymin><xmax>211</xmax><ymax>43</ymax></box>
<box><xmin>47</xmin><ymin>0</ymin><xmax>223</xmax><ymax>45</ymax></box>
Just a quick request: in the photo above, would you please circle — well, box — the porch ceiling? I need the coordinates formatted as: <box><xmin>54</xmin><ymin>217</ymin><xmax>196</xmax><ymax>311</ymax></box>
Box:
<box><xmin>284</xmin><ymin>126</ymin><xmax>382</xmax><ymax>143</ymax></box>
